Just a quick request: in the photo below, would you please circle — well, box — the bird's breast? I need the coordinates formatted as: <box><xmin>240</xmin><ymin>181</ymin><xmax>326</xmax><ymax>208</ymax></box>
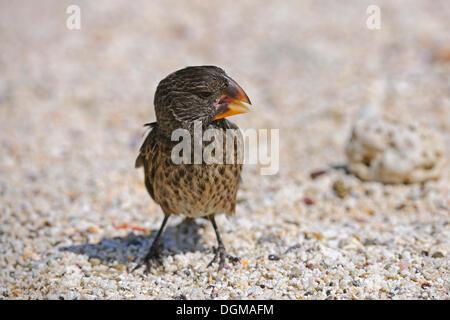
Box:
<box><xmin>149</xmin><ymin>127</ymin><xmax>243</xmax><ymax>218</ymax></box>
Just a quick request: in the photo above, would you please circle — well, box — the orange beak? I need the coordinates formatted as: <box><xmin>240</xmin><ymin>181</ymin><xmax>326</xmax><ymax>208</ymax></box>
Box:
<box><xmin>213</xmin><ymin>77</ymin><xmax>251</xmax><ymax>120</ymax></box>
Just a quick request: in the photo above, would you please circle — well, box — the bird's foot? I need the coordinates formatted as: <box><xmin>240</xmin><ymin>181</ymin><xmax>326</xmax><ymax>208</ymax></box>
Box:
<box><xmin>132</xmin><ymin>244</ymin><xmax>163</xmax><ymax>274</ymax></box>
<box><xmin>207</xmin><ymin>245</ymin><xmax>240</xmax><ymax>270</ymax></box>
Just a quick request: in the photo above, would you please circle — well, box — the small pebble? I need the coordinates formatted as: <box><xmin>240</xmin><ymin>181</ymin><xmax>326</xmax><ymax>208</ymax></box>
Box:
<box><xmin>113</xmin><ymin>264</ymin><xmax>126</xmax><ymax>272</ymax></box>
<box><xmin>431</xmin><ymin>252</ymin><xmax>444</xmax><ymax>258</ymax></box>
<box><xmin>363</xmin><ymin>238</ymin><xmax>378</xmax><ymax>246</ymax></box>
<box><xmin>352</xmin><ymin>280</ymin><xmax>360</xmax><ymax>287</ymax></box>
<box><xmin>284</xmin><ymin>244</ymin><xmax>301</xmax><ymax>254</ymax></box>
<box><xmin>268</xmin><ymin>254</ymin><xmax>280</xmax><ymax>261</ymax></box>
<box><xmin>310</xmin><ymin>169</ymin><xmax>328</xmax><ymax>180</ymax></box>
<box><xmin>88</xmin><ymin>225</ymin><xmax>100</xmax><ymax>234</ymax></box>
<box><xmin>332</xmin><ymin>179</ymin><xmax>351</xmax><ymax>198</ymax></box>
<box><xmin>89</xmin><ymin>258</ymin><xmax>101</xmax><ymax>266</ymax></box>
<box><xmin>421</xmin><ymin>282</ymin><xmax>431</xmax><ymax>289</ymax></box>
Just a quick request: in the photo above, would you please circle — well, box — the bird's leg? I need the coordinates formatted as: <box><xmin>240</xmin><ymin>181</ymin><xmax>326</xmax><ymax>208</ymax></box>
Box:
<box><xmin>207</xmin><ymin>215</ymin><xmax>240</xmax><ymax>270</ymax></box>
<box><xmin>132</xmin><ymin>214</ymin><xmax>170</xmax><ymax>273</ymax></box>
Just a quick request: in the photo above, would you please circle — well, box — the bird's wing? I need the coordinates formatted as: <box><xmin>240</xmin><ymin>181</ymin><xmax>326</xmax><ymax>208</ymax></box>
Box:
<box><xmin>135</xmin><ymin>122</ymin><xmax>161</xmax><ymax>201</ymax></box>
<box><xmin>135</xmin><ymin>122</ymin><xmax>158</xmax><ymax>168</ymax></box>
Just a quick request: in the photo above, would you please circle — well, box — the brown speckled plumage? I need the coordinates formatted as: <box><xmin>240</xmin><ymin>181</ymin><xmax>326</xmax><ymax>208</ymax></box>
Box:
<box><xmin>135</xmin><ymin>119</ymin><xmax>243</xmax><ymax>218</ymax></box>
<box><xmin>134</xmin><ymin>66</ymin><xmax>250</xmax><ymax>272</ymax></box>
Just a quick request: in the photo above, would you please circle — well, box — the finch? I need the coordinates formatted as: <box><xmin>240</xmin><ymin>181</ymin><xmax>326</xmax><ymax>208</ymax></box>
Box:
<box><xmin>134</xmin><ymin>66</ymin><xmax>251</xmax><ymax>272</ymax></box>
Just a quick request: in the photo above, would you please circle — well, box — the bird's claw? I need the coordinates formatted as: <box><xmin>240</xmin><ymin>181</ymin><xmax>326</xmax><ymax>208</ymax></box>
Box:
<box><xmin>132</xmin><ymin>245</ymin><xmax>163</xmax><ymax>274</ymax></box>
<box><xmin>207</xmin><ymin>245</ymin><xmax>225</xmax><ymax>270</ymax></box>
<box><xmin>227</xmin><ymin>254</ymin><xmax>241</xmax><ymax>263</ymax></box>
<box><xmin>207</xmin><ymin>246</ymin><xmax>240</xmax><ymax>270</ymax></box>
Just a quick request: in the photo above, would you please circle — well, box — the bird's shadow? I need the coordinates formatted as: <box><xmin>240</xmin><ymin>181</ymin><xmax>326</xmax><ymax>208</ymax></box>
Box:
<box><xmin>59</xmin><ymin>218</ymin><xmax>208</xmax><ymax>266</ymax></box>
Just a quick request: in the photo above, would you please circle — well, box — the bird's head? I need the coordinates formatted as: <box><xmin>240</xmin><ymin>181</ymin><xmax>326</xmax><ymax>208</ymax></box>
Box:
<box><xmin>154</xmin><ymin>66</ymin><xmax>251</xmax><ymax>134</ymax></box>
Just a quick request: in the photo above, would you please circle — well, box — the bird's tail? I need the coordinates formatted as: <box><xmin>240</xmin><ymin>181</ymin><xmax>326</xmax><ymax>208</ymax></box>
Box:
<box><xmin>135</xmin><ymin>121</ymin><xmax>157</xmax><ymax>168</ymax></box>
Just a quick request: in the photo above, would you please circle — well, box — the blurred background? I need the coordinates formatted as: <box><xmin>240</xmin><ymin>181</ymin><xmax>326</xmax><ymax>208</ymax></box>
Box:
<box><xmin>1</xmin><ymin>1</ymin><xmax>448</xmax><ymax>178</ymax></box>
<box><xmin>0</xmin><ymin>0</ymin><xmax>449</xmax><ymax>299</ymax></box>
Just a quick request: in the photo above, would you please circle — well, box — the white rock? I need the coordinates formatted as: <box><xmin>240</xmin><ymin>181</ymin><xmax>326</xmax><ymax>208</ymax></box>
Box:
<box><xmin>346</xmin><ymin>116</ymin><xmax>446</xmax><ymax>183</ymax></box>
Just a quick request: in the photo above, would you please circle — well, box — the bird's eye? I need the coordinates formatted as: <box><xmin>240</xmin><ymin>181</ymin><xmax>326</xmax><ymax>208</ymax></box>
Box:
<box><xmin>196</xmin><ymin>91</ymin><xmax>211</xmax><ymax>99</ymax></box>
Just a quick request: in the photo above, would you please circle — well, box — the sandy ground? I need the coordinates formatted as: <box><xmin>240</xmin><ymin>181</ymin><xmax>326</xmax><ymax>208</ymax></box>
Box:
<box><xmin>0</xmin><ymin>0</ymin><xmax>449</xmax><ymax>299</ymax></box>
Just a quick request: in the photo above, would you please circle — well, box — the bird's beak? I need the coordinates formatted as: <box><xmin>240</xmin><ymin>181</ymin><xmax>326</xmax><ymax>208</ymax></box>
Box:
<box><xmin>214</xmin><ymin>77</ymin><xmax>251</xmax><ymax>120</ymax></box>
